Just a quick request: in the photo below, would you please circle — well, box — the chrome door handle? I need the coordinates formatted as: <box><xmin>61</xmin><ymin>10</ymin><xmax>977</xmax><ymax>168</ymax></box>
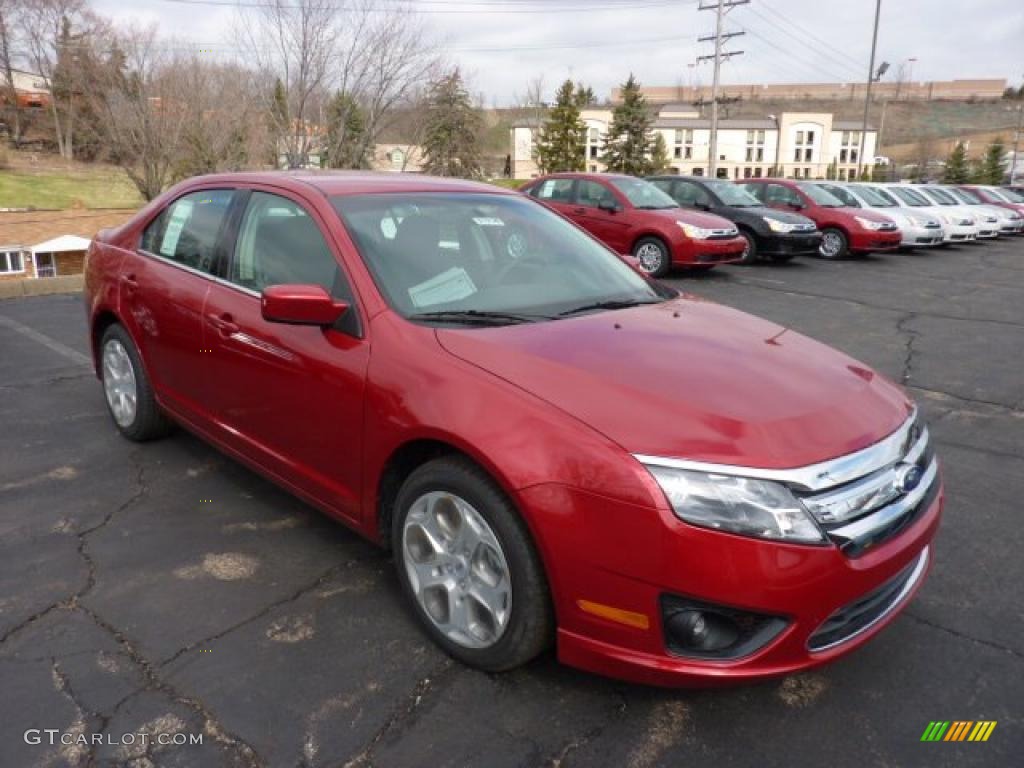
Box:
<box><xmin>208</xmin><ymin>313</ymin><xmax>239</xmax><ymax>336</ymax></box>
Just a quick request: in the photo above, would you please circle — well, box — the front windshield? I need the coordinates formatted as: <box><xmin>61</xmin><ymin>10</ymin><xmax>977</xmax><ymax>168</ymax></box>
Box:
<box><xmin>922</xmin><ymin>187</ymin><xmax>957</xmax><ymax>205</ymax></box>
<box><xmin>991</xmin><ymin>187</ymin><xmax>1024</xmax><ymax>202</ymax></box>
<box><xmin>891</xmin><ymin>187</ymin><xmax>931</xmax><ymax>207</ymax></box>
<box><xmin>796</xmin><ymin>182</ymin><xmax>844</xmax><ymax>207</ymax></box>
<box><xmin>609</xmin><ymin>177</ymin><xmax>678</xmax><ymax>209</ymax></box>
<box><xmin>866</xmin><ymin>186</ymin><xmax>900</xmax><ymax>206</ymax></box>
<box><xmin>333</xmin><ymin>192</ymin><xmax>667</xmax><ymax>323</ymax></box>
<box><xmin>853</xmin><ymin>185</ymin><xmax>896</xmax><ymax>207</ymax></box>
<box><xmin>817</xmin><ymin>183</ymin><xmax>861</xmax><ymax>207</ymax></box>
<box><xmin>704</xmin><ymin>180</ymin><xmax>762</xmax><ymax>207</ymax></box>
<box><xmin>949</xmin><ymin>188</ymin><xmax>980</xmax><ymax>204</ymax></box>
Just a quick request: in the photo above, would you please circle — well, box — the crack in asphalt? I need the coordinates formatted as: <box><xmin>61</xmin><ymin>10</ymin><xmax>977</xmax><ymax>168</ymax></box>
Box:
<box><xmin>544</xmin><ymin>689</ymin><xmax>629</xmax><ymax>768</ymax></box>
<box><xmin>725</xmin><ymin>276</ymin><xmax>1024</xmax><ymax>329</ymax></box>
<box><xmin>158</xmin><ymin>559</ymin><xmax>352</xmax><ymax>670</ymax></box>
<box><xmin>895</xmin><ymin>312</ymin><xmax>920</xmax><ymax>386</ymax></box>
<box><xmin>51</xmin><ymin>658</ymin><xmax>109</xmax><ymax>768</ymax></box>
<box><xmin>0</xmin><ymin>371</ymin><xmax>93</xmax><ymax>391</ymax></box>
<box><xmin>339</xmin><ymin>658</ymin><xmax>458</xmax><ymax>768</ymax></box>
<box><xmin>908</xmin><ymin>384</ymin><xmax>1024</xmax><ymax>416</ymax></box>
<box><xmin>903</xmin><ymin>611</ymin><xmax>1024</xmax><ymax>660</ymax></box>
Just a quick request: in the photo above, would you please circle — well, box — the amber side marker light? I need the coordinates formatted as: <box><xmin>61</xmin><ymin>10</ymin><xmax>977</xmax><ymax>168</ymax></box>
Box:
<box><xmin>577</xmin><ymin>600</ymin><xmax>650</xmax><ymax>630</ymax></box>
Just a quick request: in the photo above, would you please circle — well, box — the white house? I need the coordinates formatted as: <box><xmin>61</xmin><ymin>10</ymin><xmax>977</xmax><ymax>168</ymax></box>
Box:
<box><xmin>511</xmin><ymin>106</ymin><xmax>877</xmax><ymax>181</ymax></box>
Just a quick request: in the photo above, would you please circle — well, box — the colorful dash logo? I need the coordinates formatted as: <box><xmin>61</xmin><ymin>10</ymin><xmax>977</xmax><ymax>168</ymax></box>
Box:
<box><xmin>921</xmin><ymin>721</ymin><xmax>997</xmax><ymax>742</ymax></box>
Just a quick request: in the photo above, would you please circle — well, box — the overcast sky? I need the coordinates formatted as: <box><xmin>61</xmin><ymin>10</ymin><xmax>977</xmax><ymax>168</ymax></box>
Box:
<box><xmin>91</xmin><ymin>0</ymin><xmax>1023</xmax><ymax>105</ymax></box>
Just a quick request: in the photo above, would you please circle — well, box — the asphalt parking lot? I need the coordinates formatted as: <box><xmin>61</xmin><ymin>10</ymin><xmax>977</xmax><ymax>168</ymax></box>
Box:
<box><xmin>2</xmin><ymin>239</ymin><xmax>1022</xmax><ymax>768</ymax></box>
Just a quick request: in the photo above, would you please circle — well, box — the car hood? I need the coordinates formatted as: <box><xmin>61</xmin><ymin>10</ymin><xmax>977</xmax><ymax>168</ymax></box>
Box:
<box><xmin>838</xmin><ymin>206</ymin><xmax>892</xmax><ymax>223</ymax></box>
<box><xmin>437</xmin><ymin>297</ymin><xmax>911</xmax><ymax>469</ymax></box>
<box><xmin>647</xmin><ymin>208</ymin><xmax>737</xmax><ymax>230</ymax></box>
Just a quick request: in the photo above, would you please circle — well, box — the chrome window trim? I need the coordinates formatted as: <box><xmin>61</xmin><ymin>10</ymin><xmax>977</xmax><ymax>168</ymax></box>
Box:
<box><xmin>634</xmin><ymin>408</ymin><xmax>917</xmax><ymax>493</ymax></box>
<box><xmin>825</xmin><ymin>457</ymin><xmax>938</xmax><ymax>547</ymax></box>
<box><xmin>808</xmin><ymin>545</ymin><xmax>929</xmax><ymax>653</ymax></box>
<box><xmin>136</xmin><ymin>248</ymin><xmax>261</xmax><ymax>299</ymax></box>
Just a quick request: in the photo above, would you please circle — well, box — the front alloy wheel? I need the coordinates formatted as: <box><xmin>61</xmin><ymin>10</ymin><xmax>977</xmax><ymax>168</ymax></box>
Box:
<box><xmin>819</xmin><ymin>228</ymin><xmax>848</xmax><ymax>259</ymax></box>
<box><xmin>103</xmin><ymin>339</ymin><xmax>138</xmax><ymax>428</ymax></box>
<box><xmin>633</xmin><ymin>237</ymin><xmax>670</xmax><ymax>278</ymax></box>
<box><xmin>403</xmin><ymin>491</ymin><xmax>512</xmax><ymax>649</ymax></box>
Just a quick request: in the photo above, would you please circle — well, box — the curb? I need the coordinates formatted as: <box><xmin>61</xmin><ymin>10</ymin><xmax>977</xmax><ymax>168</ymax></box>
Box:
<box><xmin>0</xmin><ymin>275</ymin><xmax>84</xmax><ymax>299</ymax></box>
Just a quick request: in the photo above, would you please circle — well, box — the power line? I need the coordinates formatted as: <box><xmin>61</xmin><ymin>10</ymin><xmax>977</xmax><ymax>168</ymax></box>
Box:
<box><xmin>740</xmin><ymin>4</ymin><xmax>863</xmax><ymax>81</ymax></box>
<box><xmin>697</xmin><ymin>0</ymin><xmax>747</xmax><ymax>178</ymax></box>
<box><xmin>159</xmin><ymin>0</ymin><xmax>689</xmax><ymax>14</ymax></box>
<box><xmin>757</xmin><ymin>0</ymin><xmax>864</xmax><ymax>71</ymax></box>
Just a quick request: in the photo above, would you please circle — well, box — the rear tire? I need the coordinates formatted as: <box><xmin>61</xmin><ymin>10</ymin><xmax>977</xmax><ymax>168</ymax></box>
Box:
<box><xmin>392</xmin><ymin>456</ymin><xmax>553</xmax><ymax>672</ymax></box>
<box><xmin>99</xmin><ymin>324</ymin><xmax>173</xmax><ymax>441</ymax></box>
<box><xmin>633</xmin><ymin>237</ymin><xmax>671</xmax><ymax>278</ymax></box>
<box><xmin>818</xmin><ymin>228</ymin><xmax>849</xmax><ymax>259</ymax></box>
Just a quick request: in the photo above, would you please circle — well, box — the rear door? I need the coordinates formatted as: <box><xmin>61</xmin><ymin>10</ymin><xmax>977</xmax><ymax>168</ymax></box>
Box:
<box><xmin>126</xmin><ymin>188</ymin><xmax>235</xmax><ymax>421</ymax></box>
<box><xmin>571</xmin><ymin>179</ymin><xmax>632</xmax><ymax>252</ymax></box>
<box><xmin>200</xmin><ymin>188</ymin><xmax>370</xmax><ymax>521</ymax></box>
<box><xmin>528</xmin><ymin>177</ymin><xmax>578</xmax><ymax>219</ymax></box>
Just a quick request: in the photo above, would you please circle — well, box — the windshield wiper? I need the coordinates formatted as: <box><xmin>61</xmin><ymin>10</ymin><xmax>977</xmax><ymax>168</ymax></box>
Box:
<box><xmin>408</xmin><ymin>309</ymin><xmax>550</xmax><ymax>326</ymax></box>
<box><xmin>634</xmin><ymin>205</ymin><xmax>676</xmax><ymax>210</ymax></box>
<box><xmin>558</xmin><ymin>298</ymin><xmax>662</xmax><ymax>317</ymax></box>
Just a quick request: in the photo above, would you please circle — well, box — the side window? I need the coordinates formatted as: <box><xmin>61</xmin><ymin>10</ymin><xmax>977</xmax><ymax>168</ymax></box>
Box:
<box><xmin>230</xmin><ymin>192</ymin><xmax>350</xmax><ymax>299</ymax></box>
<box><xmin>141</xmin><ymin>190</ymin><xmax>234</xmax><ymax>273</ymax></box>
<box><xmin>649</xmin><ymin>179</ymin><xmax>674</xmax><ymax>195</ymax></box>
<box><xmin>575</xmin><ymin>180</ymin><xmax>617</xmax><ymax>208</ymax></box>
<box><xmin>533</xmin><ymin>178</ymin><xmax>575</xmax><ymax>203</ymax></box>
<box><xmin>764</xmin><ymin>184</ymin><xmax>799</xmax><ymax>206</ymax></box>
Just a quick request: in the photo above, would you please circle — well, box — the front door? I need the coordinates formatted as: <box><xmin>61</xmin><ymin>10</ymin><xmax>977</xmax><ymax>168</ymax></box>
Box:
<box><xmin>124</xmin><ymin>188</ymin><xmax>235</xmax><ymax>420</ymax></box>
<box><xmin>201</xmin><ymin>189</ymin><xmax>370</xmax><ymax>521</ymax></box>
<box><xmin>572</xmin><ymin>179</ymin><xmax>631</xmax><ymax>252</ymax></box>
<box><xmin>529</xmin><ymin>177</ymin><xmax>577</xmax><ymax>219</ymax></box>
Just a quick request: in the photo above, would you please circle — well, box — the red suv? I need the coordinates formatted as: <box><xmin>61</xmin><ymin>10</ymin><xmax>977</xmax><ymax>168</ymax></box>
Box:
<box><xmin>739</xmin><ymin>178</ymin><xmax>902</xmax><ymax>259</ymax></box>
<box><xmin>521</xmin><ymin>173</ymin><xmax>745</xmax><ymax>277</ymax></box>
<box><xmin>85</xmin><ymin>172</ymin><xmax>941</xmax><ymax>687</ymax></box>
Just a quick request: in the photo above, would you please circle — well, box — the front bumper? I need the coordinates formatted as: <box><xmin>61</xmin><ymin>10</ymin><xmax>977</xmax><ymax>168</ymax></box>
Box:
<box><xmin>674</xmin><ymin>235</ymin><xmax>746</xmax><ymax>266</ymax></box>
<box><xmin>849</xmin><ymin>229</ymin><xmax>902</xmax><ymax>253</ymax></box>
<box><xmin>941</xmin><ymin>223</ymin><xmax>978</xmax><ymax>242</ymax></box>
<box><xmin>758</xmin><ymin>230</ymin><xmax>823</xmax><ymax>256</ymax></box>
<box><xmin>518</xmin><ymin>474</ymin><xmax>942</xmax><ymax>687</ymax></box>
<box><xmin>898</xmin><ymin>224</ymin><xmax>944</xmax><ymax>247</ymax></box>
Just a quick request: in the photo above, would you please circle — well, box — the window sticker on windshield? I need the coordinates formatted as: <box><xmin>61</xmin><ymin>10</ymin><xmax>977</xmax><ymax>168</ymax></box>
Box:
<box><xmin>408</xmin><ymin>267</ymin><xmax>477</xmax><ymax>308</ymax></box>
<box><xmin>539</xmin><ymin>180</ymin><xmax>555</xmax><ymax>197</ymax></box>
<box><xmin>160</xmin><ymin>200</ymin><xmax>194</xmax><ymax>257</ymax></box>
<box><xmin>472</xmin><ymin>217</ymin><xmax>505</xmax><ymax>227</ymax></box>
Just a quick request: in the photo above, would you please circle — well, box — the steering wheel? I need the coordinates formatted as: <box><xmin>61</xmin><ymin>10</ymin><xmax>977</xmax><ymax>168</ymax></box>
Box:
<box><xmin>494</xmin><ymin>252</ymin><xmax>549</xmax><ymax>283</ymax></box>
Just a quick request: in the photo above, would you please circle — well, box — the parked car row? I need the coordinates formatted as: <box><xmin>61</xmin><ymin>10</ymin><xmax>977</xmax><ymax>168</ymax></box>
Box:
<box><xmin>520</xmin><ymin>173</ymin><xmax>1023</xmax><ymax>276</ymax></box>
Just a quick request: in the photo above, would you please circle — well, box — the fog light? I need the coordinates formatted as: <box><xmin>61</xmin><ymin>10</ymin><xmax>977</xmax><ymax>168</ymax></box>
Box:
<box><xmin>666</xmin><ymin>610</ymin><xmax>740</xmax><ymax>652</ymax></box>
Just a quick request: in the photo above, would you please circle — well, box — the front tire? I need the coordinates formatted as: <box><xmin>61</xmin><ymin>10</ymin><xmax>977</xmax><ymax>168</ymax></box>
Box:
<box><xmin>392</xmin><ymin>456</ymin><xmax>553</xmax><ymax>672</ymax></box>
<box><xmin>633</xmin><ymin>236</ymin><xmax>671</xmax><ymax>278</ymax></box>
<box><xmin>818</xmin><ymin>228</ymin><xmax>849</xmax><ymax>259</ymax></box>
<box><xmin>737</xmin><ymin>231</ymin><xmax>759</xmax><ymax>265</ymax></box>
<box><xmin>100</xmin><ymin>324</ymin><xmax>172</xmax><ymax>441</ymax></box>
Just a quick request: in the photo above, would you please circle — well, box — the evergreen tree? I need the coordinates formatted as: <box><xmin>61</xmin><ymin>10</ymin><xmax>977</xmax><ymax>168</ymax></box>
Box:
<box><xmin>574</xmin><ymin>83</ymin><xmax>596</xmax><ymax>107</ymax></box>
<box><xmin>942</xmin><ymin>142</ymin><xmax>970</xmax><ymax>183</ymax></box>
<box><xmin>600</xmin><ymin>74</ymin><xmax>656</xmax><ymax>175</ymax></box>
<box><xmin>980</xmin><ymin>136</ymin><xmax>1006</xmax><ymax>184</ymax></box>
<box><xmin>326</xmin><ymin>91</ymin><xmax>369</xmax><ymax>169</ymax></box>
<box><xmin>826</xmin><ymin>159</ymin><xmax>838</xmax><ymax>180</ymax></box>
<box><xmin>535</xmin><ymin>79</ymin><xmax>586</xmax><ymax>173</ymax></box>
<box><xmin>422</xmin><ymin>69</ymin><xmax>482</xmax><ymax>178</ymax></box>
<box><xmin>649</xmin><ymin>132</ymin><xmax>670</xmax><ymax>173</ymax></box>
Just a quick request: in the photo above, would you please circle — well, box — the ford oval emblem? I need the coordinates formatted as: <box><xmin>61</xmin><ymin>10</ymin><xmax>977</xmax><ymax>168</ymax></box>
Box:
<box><xmin>895</xmin><ymin>464</ymin><xmax>924</xmax><ymax>494</ymax></box>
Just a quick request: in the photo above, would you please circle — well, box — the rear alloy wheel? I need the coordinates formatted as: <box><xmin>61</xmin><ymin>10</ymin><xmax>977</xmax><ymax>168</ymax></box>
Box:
<box><xmin>818</xmin><ymin>228</ymin><xmax>849</xmax><ymax>259</ymax></box>
<box><xmin>737</xmin><ymin>231</ymin><xmax>759</xmax><ymax>265</ymax></box>
<box><xmin>100</xmin><ymin>324</ymin><xmax>172</xmax><ymax>441</ymax></box>
<box><xmin>633</xmin><ymin>237</ymin><xmax>671</xmax><ymax>278</ymax></box>
<box><xmin>393</xmin><ymin>457</ymin><xmax>552</xmax><ymax>671</ymax></box>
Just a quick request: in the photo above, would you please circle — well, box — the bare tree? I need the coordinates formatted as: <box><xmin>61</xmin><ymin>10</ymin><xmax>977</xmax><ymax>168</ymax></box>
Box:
<box><xmin>235</xmin><ymin>0</ymin><xmax>338</xmax><ymax>169</ymax></box>
<box><xmin>19</xmin><ymin>0</ymin><xmax>103</xmax><ymax>159</ymax></box>
<box><xmin>90</xmin><ymin>25</ymin><xmax>191</xmax><ymax>200</ymax></box>
<box><xmin>0</xmin><ymin>0</ymin><xmax>25</xmax><ymax>146</ymax></box>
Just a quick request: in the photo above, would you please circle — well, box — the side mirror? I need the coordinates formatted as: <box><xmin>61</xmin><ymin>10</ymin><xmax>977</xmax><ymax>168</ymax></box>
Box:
<box><xmin>261</xmin><ymin>284</ymin><xmax>348</xmax><ymax>327</ymax></box>
<box><xmin>598</xmin><ymin>199</ymin><xmax>621</xmax><ymax>213</ymax></box>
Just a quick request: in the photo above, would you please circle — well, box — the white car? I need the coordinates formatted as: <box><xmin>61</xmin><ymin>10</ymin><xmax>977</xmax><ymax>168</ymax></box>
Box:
<box><xmin>874</xmin><ymin>184</ymin><xmax>979</xmax><ymax>244</ymax></box>
<box><xmin>916</xmin><ymin>185</ymin><xmax>999</xmax><ymax>239</ymax></box>
<box><xmin>821</xmin><ymin>182</ymin><xmax>943</xmax><ymax>248</ymax></box>
<box><xmin>946</xmin><ymin>186</ymin><xmax>1024</xmax><ymax>235</ymax></box>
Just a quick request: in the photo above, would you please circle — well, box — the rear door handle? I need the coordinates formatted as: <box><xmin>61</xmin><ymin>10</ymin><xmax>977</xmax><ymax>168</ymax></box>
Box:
<box><xmin>120</xmin><ymin>273</ymin><xmax>138</xmax><ymax>287</ymax></box>
<box><xmin>208</xmin><ymin>313</ymin><xmax>239</xmax><ymax>336</ymax></box>
<box><xmin>572</xmin><ymin>207</ymin><xmax>585</xmax><ymax>214</ymax></box>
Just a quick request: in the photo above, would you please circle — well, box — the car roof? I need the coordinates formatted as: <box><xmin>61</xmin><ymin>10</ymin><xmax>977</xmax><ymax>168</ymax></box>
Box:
<box><xmin>178</xmin><ymin>170</ymin><xmax>515</xmax><ymax>198</ymax></box>
<box><xmin>535</xmin><ymin>172</ymin><xmax>634</xmax><ymax>181</ymax></box>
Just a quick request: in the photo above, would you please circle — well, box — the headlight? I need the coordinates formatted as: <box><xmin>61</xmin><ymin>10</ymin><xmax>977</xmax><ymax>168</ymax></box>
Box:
<box><xmin>676</xmin><ymin>221</ymin><xmax>715</xmax><ymax>239</ymax></box>
<box><xmin>854</xmin><ymin>216</ymin><xmax>887</xmax><ymax>231</ymax></box>
<box><xmin>644</xmin><ymin>465</ymin><xmax>825</xmax><ymax>544</ymax></box>
<box><xmin>762</xmin><ymin>216</ymin><xmax>800</xmax><ymax>233</ymax></box>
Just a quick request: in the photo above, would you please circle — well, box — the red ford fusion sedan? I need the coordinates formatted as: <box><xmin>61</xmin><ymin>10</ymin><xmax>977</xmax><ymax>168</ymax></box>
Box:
<box><xmin>520</xmin><ymin>173</ymin><xmax>746</xmax><ymax>277</ymax></box>
<box><xmin>84</xmin><ymin>172</ymin><xmax>942</xmax><ymax>687</ymax></box>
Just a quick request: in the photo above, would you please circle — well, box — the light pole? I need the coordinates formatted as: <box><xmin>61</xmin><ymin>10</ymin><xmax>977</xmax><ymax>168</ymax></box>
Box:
<box><xmin>769</xmin><ymin>113</ymin><xmax>781</xmax><ymax>176</ymax></box>
<box><xmin>856</xmin><ymin>0</ymin><xmax>883</xmax><ymax>179</ymax></box>
<box><xmin>1012</xmin><ymin>95</ymin><xmax>1023</xmax><ymax>185</ymax></box>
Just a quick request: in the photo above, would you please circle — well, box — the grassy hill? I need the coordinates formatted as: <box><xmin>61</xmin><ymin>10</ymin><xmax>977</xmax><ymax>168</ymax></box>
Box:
<box><xmin>0</xmin><ymin>151</ymin><xmax>143</xmax><ymax>210</ymax></box>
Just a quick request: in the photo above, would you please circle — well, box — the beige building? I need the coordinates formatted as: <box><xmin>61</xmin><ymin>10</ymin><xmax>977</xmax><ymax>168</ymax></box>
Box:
<box><xmin>372</xmin><ymin>143</ymin><xmax>425</xmax><ymax>173</ymax></box>
<box><xmin>613</xmin><ymin>78</ymin><xmax>1008</xmax><ymax>104</ymax></box>
<box><xmin>511</xmin><ymin>106</ymin><xmax>877</xmax><ymax>181</ymax></box>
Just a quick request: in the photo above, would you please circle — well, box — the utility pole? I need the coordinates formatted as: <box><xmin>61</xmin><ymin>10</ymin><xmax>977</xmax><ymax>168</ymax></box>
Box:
<box><xmin>698</xmin><ymin>0</ymin><xmax>747</xmax><ymax>178</ymax></box>
<box><xmin>856</xmin><ymin>0</ymin><xmax>883</xmax><ymax>179</ymax></box>
<box><xmin>1012</xmin><ymin>93</ymin><xmax>1023</xmax><ymax>185</ymax></box>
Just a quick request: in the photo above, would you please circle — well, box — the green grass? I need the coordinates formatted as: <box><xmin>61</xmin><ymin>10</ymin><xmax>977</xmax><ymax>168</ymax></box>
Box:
<box><xmin>485</xmin><ymin>178</ymin><xmax>529</xmax><ymax>189</ymax></box>
<box><xmin>0</xmin><ymin>167</ymin><xmax>143</xmax><ymax>209</ymax></box>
